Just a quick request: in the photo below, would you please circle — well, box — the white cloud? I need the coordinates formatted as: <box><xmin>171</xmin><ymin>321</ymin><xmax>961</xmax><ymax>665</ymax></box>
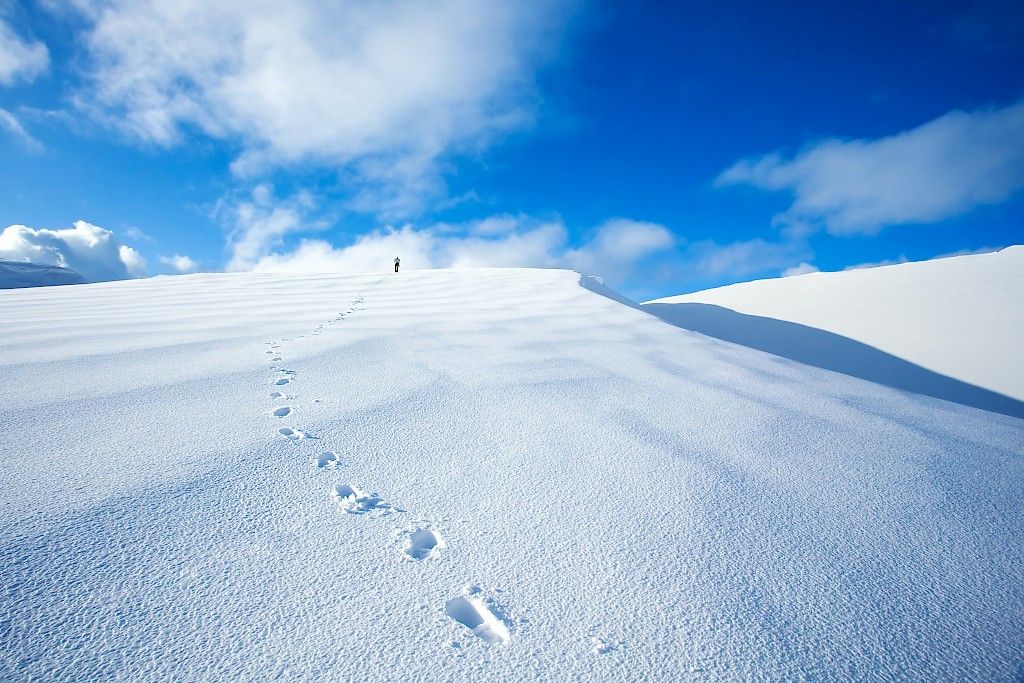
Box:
<box><xmin>125</xmin><ymin>225</ymin><xmax>155</xmax><ymax>243</ymax></box>
<box><xmin>843</xmin><ymin>256</ymin><xmax>909</xmax><ymax>271</ymax></box>
<box><xmin>159</xmin><ymin>253</ymin><xmax>200</xmax><ymax>273</ymax></box>
<box><xmin>119</xmin><ymin>244</ymin><xmax>147</xmax><ymax>276</ymax></box>
<box><xmin>683</xmin><ymin>238</ymin><xmax>812</xmax><ymax>279</ymax></box>
<box><xmin>842</xmin><ymin>246</ymin><xmax>1005</xmax><ymax>271</ymax></box>
<box><xmin>0</xmin><ymin>17</ymin><xmax>49</xmax><ymax>86</ymax></box>
<box><xmin>251</xmin><ymin>227</ymin><xmax>437</xmax><ymax>274</ymax></box>
<box><xmin>931</xmin><ymin>245</ymin><xmax>1004</xmax><ymax>259</ymax></box>
<box><xmin>245</xmin><ymin>214</ymin><xmax>679</xmax><ymax>289</ymax></box>
<box><xmin>64</xmin><ymin>0</ymin><xmax>571</xmax><ymax>218</ymax></box>
<box><xmin>0</xmin><ymin>107</ymin><xmax>43</xmax><ymax>152</ymax></box>
<box><xmin>782</xmin><ymin>262</ymin><xmax>819</xmax><ymax>277</ymax></box>
<box><xmin>248</xmin><ymin>218</ymin><xmax>567</xmax><ymax>274</ymax></box>
<box><xmin>216</xmin><ymin>184</ymin><xmax>324</xmax><ymax>271</ymax></box>
<box><xmin>0</xmin><ymin>220</ymin><xmax>147</xmax><ymax>281</ymax></box>
<box><xmin>565</xmin><ymin>218</ymin><xmax>676</xmax><ymax>279</ymax></box>
<box><xmin>717</xmin><ymin>101</ymin><xmax>1024</xmax><ymax>235</ymax></box>
<box><xmin>244</xmin><ymin>213</ymin><xmax>818</xmax><ymax>293</ymax></box>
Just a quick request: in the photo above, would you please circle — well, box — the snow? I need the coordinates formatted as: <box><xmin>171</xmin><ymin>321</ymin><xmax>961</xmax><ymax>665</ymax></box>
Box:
<box><xmin>645</xmin><ymin>246</ymin><xmax>1024</xmax><ymax>417</ymax></box>
<box><xmin>1</xmin><ymin>267</ymin><xmax>1022</xmax><ymax>681</ymax></box>
<box><xmin>0</xmin><ymin>259</ymin><xmax>85</xmax><ymax>288</ymax></box>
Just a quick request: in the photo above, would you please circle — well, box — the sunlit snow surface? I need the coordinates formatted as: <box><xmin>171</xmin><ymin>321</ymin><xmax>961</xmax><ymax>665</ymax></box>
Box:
<box><xmin>647</xmin><ymin>246</ymin><xmax>1024</xmax><ymax>404</ymax></box>
<box><xmin>1</xmin><ymin>268</ymin><xmax>1022</xmax><ymax>681</ymax></box>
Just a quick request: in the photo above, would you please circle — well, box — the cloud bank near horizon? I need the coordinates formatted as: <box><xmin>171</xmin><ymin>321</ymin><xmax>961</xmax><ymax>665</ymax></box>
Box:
<box><xmin>245</xmin><ymin>216</ymin><xmax>677</xmax><ymax>288</ymax></box>
<box><xmin>0</xmin><ymin>221</ymin><xmax>146</xmax><ymax>282</ymax></box>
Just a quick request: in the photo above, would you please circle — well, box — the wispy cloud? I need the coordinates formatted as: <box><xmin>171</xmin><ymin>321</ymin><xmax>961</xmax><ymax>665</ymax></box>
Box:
<box><xmin>0</xmin><ymin>17</ymin><xmax>49</xmax><ymax>86</ymax></box>
<box><xmin>0</xmin><ymin>107</ymin><xmax>44</xmax><ymax>152</ymax></box>
<box><xmin>215</xmin><ymin>184</ymin><xmax>325</xmax><ymax>271</ymax></box>
<box><xmin>682</xmin><ymin>238</ymin><xmax>812</xmax><ymax>279</ymax></box>
<box><xmin>125</xmin><ymin>225</ymin><xmax>156</xmax><ymax>243</ymax></box>
<box><xmin>62</xmin><ymin>0</ymin><xmax>573</xmax><ymax>219</ymax></box>
<box><xmin>717</xmin><ymin>101</ymin><xmax>1024</xmax><ymax>236</ymax></box>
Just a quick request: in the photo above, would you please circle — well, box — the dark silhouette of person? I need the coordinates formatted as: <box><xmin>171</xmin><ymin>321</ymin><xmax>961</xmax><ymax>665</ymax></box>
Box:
<box><xmin>394</xmin><ymin>256</ymin><xmax>400</xmax><ymax>273</ymax></box>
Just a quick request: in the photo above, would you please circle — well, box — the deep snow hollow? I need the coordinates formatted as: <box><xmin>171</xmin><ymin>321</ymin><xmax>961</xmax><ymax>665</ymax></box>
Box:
<box><xmin>1</xmin><ymin>268</ymin><xmax>1022</xmax><ymax>681</ymax></box>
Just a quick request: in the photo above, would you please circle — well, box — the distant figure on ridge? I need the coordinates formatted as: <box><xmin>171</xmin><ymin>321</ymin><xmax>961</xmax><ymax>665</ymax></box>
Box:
<box><xmin>394</xmin><ymin>256</ymin><xmax>400</xmax><ymax>273</ymax></box>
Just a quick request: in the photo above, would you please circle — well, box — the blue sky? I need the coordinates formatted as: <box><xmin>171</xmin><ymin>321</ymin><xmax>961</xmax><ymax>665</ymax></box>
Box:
<box><xmin>1</xmin><ymin>0</ymin><xmax>1022</xmax><ymax>299</ymax></box>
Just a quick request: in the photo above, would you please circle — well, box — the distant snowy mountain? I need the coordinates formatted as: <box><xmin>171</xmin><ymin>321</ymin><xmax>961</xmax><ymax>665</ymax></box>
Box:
<box><xmin>1</xmin><ymin>268</ymin><xmax>1022</xmax><ymax>680</ymax></box>
<box><xmin>645</xmin><ymin>246</ymin><xmax>1024</xmax><ymax>417</ymax></box>
<box><xmin>0</xmin><ymin>259</ymin><xmax>86</xmax><ymax>288</ymax></box>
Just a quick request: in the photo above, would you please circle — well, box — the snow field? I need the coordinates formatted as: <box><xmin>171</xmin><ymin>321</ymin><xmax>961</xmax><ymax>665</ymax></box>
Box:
<box><xmin>1</xmin><ymin>267</ymin><xmax>1022</xmax><ymax>681</ymax></box>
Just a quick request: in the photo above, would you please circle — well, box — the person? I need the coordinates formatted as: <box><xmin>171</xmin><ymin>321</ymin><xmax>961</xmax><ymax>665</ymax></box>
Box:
<box><xmin>394</xmin><ymin>256</ymin><xmax>400</xmax><ymax>273</ymax></box>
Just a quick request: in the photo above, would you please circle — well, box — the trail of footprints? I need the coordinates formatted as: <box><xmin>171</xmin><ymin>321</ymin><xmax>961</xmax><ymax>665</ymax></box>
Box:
<box><xmin>260</xmin><ymin>283</ymin><xmax>512</xmax><ymax>648</ymax></box>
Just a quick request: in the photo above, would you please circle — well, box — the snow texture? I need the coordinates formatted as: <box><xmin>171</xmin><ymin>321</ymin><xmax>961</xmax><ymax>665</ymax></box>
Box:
<box><xmin>646</xmin><ymin>246</ymin><xmax>1024</xmax><ymax>417</ymax></box>
<box><xmin>0</xmin><ymin>259</ymin><xmax>85</xmax><ymax>288</ymax></box>
<box><xmin>1</xmin><ymin>267</ymin><xmax>1022</xmax><ymax>681</ymax></box>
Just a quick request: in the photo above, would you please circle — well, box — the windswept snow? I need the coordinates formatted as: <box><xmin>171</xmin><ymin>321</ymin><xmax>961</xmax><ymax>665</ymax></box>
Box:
<box><xmin>1</xmin><ymin>268</ymin><xmax>1022</xmax><ymax>681</ymax></box>
<box><xmin>646</xmin><ymin>246</ymin><xmax>1024</xmax><ymax>416</ymax></box>
<box><xmin>0</xmin><ymin>259</ymin><xmax>85</xmax><ymax>288</ymax></box>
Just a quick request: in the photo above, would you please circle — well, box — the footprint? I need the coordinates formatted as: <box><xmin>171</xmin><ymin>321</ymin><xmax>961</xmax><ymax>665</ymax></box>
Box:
<box><xmin>271</xmin><ymin>356</ymin><xmax>282</xmax><ymax>361</ymax></box>
<box><xmin>316</xmin><ymin>451</ymin><xmax>342</xmax><ymax>469</ymax></box>
<box><xmin>273</xmin><ymin>406</ymin><xmax>291</xmax><ymax>417</ymax></box>
<box><xmin>270</xmin><ymin>391</ymin><xmax>282</xmax><ymax>398</ymax></box>
<box><xmin>274</xmin><ymin>378</ymin><xmax>290</xmax><ymax>386</ymax></box>
<box><xmin>278</xmin><ymin>427</ymin><xmax>307</xmax><ymax>441</ymax></box>
<box><xmin>332</xmin><ymin>483</ymin><xmax>391</xmax><ymax>515</ymax></box>
<box><xmin>591</xmin><ymin>636</ymin><xmax>619</xmax><ymax>655</ymax></box>
<box><xmin>400</xmin><ymin>525</ymin><xmax>445</xmax><ymax>561</ymax></box>
<box><xmin>444</xmin><ymin>591</ymin><xmax>510</xmax><ymax>645</ymax></box>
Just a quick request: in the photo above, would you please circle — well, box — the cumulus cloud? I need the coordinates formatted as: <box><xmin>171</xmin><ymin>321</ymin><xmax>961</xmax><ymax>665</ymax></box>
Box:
<box><xmin>0</xmin><ymin>220</ymin><xmax>147</xmax><ymax>281</ymax></box>
<box><xmin>245</xmin><ymin>214</ymin><xmax>679</xmax><ymax>289</ymax></box>
<box><xmin>565</xmin><ymin>219</ymin><xmax>676</xmax><ymax>276</ymax></box>
<box><xmin>63</xmin><ymin>0</ymin><xmax>571</xmax><ymax>218</ymax></box>
<box><xmin>244</xmin><ymin>213</ymin><xmax>819</xmax><ymax>294</ymax></box>
<box><xmin>0</xmin><ymin>17</ymin><xmax>49</xmax><ymax>86</ymax></box>
<box><xmin>249</xmin><ymin>217</ymin><xmax>565</xmax><ymax>274</ymax></box>
<box><xmin>717</xmin><ymin>101</ymin><xmax>1024</xmax><ymax>235</ymax></box>
<box><xmin>782</xmin><ymin>262</ymin><xmax>819</xmax><ymax>277</ymax></box>
<box><xmin>119</xmin><ymin>244</ymin><xmax>147</xmax><ymax>276</ymax></box>
<box><xmin>159</xmin><ymin>253</ymin><xmax>200</xmax><ymax>273</ymax></box>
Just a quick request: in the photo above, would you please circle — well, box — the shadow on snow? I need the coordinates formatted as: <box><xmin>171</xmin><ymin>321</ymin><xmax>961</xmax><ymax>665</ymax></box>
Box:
<box><xmin>643</xmin><ymin>302</ymin><xmax>1024</xmax><ymax>420</ymax></box>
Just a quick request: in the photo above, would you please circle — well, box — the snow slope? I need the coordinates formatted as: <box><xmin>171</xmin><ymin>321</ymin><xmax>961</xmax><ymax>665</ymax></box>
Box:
<box><xmin>1</xmin><ymin>268</ymin><xmax>1022</xmax><ymax>681</ymax></box>
<box><xmin>0</xmin><ymin>259</ymin><xmax>85</xmax><ymax>288</ymax></box>
<box><xmin>645</xmin><ymin>247</ymin><xmax>1024</xmax><ymax>416</ymax></box>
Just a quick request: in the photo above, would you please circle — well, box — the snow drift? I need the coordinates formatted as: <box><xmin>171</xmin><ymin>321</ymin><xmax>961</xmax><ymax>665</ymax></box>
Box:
<box><xmin>0</xmin><ymin>259</ymin><xmax>86</xmax><ymax>288</ymax></box>
<box><xmin>1</xmin><ymin>268</ymin><xmax>1021</xmax><ymax>681</ymax></box>
<box><xmin>645</xmin><ymin>246</ymin><xmax>1024</xmax><ymax>418</ymax></box>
